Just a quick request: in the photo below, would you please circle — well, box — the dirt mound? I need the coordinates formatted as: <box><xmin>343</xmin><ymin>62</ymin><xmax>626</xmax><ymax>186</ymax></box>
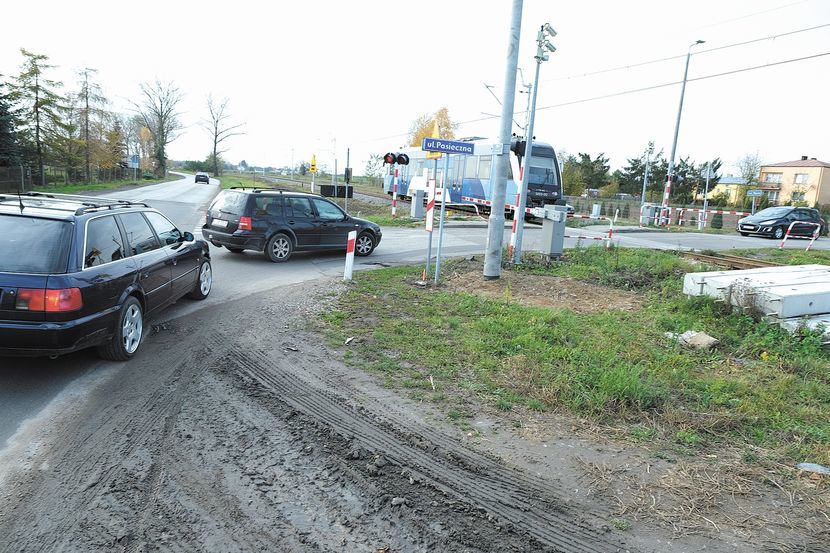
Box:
<box><xmin>445</xmin><ymin>268</ymin><xmax>641</xmax><ymax>313</ymax></box>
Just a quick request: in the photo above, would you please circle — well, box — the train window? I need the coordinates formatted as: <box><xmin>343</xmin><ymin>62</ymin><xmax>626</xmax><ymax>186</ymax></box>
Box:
<box><xmin>464</xmin><ymin>156</ymin><xmax>478</xmax><ymax>178</ymax></box>
<box><xmin>478</xmin><ymin>155</ymin><xmax>492</xmax><ymax>179</ymax></box>
<box><xmin>415</xmin><ymin>159</ymin><xmax>424</xmax><ymax>175</ymax></box>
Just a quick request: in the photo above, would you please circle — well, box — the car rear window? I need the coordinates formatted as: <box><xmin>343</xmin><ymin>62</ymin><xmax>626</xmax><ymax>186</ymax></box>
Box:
<box><xmin>210</xmin><ymin>191</ymin><xmax>249</xmax><ymax>215</ymax></box>
<box><xmin>0</xmin><ymin>214</ymin><xmax>73</xmax><ymax>274</ymax></box>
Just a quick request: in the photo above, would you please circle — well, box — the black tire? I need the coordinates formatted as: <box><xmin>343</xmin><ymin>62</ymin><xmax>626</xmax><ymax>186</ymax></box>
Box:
<box><xmin>97</xmin><ymin>296</ymin><xmax>143</xmax><ymax>361</ymax></box>
<box><xmin>188</xmin><ymin>260</ymin><xmax>212</xmax><ymax>300</ymax></box>
<box><xmin>773</xmin><ymin>226</ymin><xmax>785</xmax><ymax>240</ymax></box>
<box><xmin>354</xmin><ymin>231</ymin><xmax>376</xmax><ymax>257</ymax></box>
<box><xmin>266</xmin><ymin>232</ymin><xmax>293</xmax><ymax>262</ymax></box>
<box><xmin>739</xmin><ymin>232</ymin><xmax>750</xmax><ymax>237</ymax></box>
<box><xmin>227</xmin><ymin>247</ymin><xmax>245</xmax><ymax>254</ymax></box>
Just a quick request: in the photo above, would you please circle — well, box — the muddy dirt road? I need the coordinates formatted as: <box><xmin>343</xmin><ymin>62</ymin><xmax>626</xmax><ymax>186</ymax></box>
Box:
<box><xmin>0</xmin><ymin>279</ymin><xmax>643</xmax><ymax>553</ymax></box>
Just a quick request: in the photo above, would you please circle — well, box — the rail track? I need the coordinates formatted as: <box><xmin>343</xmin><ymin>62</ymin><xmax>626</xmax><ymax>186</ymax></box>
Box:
<box><xmin>680</xmin><ymin>251</ymin><xmax>783</xmax><ymax>270</ymax></box>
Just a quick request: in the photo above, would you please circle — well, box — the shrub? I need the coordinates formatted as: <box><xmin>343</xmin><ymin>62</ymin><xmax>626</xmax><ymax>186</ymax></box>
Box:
<box><xmin>711</xmin><ymin>212</ymin><xmax>723</xmax><ymax>229</ymax></box>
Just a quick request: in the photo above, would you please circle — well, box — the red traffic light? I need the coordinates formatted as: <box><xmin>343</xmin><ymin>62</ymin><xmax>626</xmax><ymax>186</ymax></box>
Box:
<box><xmin>383</xmin><ymin>152</ymin><xmax>396</xmax><ymax>164</ymax></box>
<box><xmin>396</xmin><ymin>153</ymin><xmax>409</xmax><ymax>166</ymax></box>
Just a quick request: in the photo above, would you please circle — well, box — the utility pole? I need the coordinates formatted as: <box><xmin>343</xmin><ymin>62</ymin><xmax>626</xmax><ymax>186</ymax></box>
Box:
<box><xmin>512</xmin><ymin>23</ymin><xmax>556</xmax><ymax>265</ymax></box>
<box><xmin>700</xmin><ymin>161</ymin><xmax>712</xmax><ymax>229</ymax></box>
<box><xmin>662</xmin><ymin>40</ymin><xmax>705</xmax><ymax>224</ymax></box>
<box><xmin>483</xmin><ymin>0</ymin><xmax>523</xmax><ymax>281</ymax></box>
<box><xmin>344</xmin><ymin>147</ymin><xmax>350</xmax><ymax>213</ymax></box>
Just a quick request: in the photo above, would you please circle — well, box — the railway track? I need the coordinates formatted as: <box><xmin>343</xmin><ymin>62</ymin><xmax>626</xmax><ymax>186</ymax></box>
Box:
<box><xmin>681</xmin><ymin>251</ymin><xmax>783</xmax><ymax>270</ymax></box>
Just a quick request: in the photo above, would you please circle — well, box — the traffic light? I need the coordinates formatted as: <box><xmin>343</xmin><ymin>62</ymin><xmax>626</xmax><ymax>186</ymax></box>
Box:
<box><xmin>382</xmin><ymin>152</ymin><xmax>410</xmax><ymax>165</ymax></box>
<box><xmin>510</xmin><ymin>137</ymin><xmax>527</xmax><ymax>160</ymax></box>
<box><xmin>396</xmin><ymin>153</ymin><xmax>409</xmax><ymax>166</ymax></box>
<box><xmin>383</xmin><ymin>152</ymin><xmax>396</xmax><ymax>164</ymax></box>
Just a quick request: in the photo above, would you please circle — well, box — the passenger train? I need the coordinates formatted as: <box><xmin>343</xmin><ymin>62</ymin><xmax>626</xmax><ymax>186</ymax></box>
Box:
<box><xmin>383</xmin><ymin>138</ymin><xmax>564</xmax><ymax>213</ymax></box>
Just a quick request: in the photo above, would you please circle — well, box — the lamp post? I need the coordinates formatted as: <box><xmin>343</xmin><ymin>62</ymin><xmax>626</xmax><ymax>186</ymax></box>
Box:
<box><xmin>512</xmin><ymin>23</ymin><xmax>556</xmax><ymax>264</ymax></box>
<box><xmin>661</xmin><ymin>39</ymin><xmax>705</xmax><ymax>225</ymax></box>
<box><xmin>640</xmin><ymin>141</ymin><xmax>654</xmax><ymax>208</ymax></box>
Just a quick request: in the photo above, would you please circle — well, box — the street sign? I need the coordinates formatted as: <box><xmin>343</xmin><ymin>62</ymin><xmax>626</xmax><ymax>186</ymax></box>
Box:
<box><xmin>128</xmin><ymin>155</ymin><xmax>139</xmax><ymax>169</ymax></box>
<box><xmin>746</xmin><ymin>189</ymin><xmax>763</xmax><ymax>197</ymax></box>
<box><xmin>421</xmin><ymin>138</ymin><xmax>475</xmax><ymax>156</ymax></box>
<box><xmin>310</xmin><ymin>154</ymin><xmax>317</xmax><ymax>174</ymax></box>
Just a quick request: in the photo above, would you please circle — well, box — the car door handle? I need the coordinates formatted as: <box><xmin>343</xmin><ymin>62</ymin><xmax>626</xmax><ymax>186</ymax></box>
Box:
<box><xmin>288</xmin><ymin>220</ymin><xmax>296</xmax><ymax>225</ymax></box>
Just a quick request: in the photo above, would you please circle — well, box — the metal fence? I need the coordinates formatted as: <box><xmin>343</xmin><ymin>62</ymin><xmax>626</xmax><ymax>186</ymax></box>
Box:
<box><xmin>0</xmin><ymin>166</ymin><xmax>32</xmax><ymax>193</ymax></box>
<box><xmin>0</xmin><ymin>165</ymin><xmax>139</xmax><ymax>193</ymax></box>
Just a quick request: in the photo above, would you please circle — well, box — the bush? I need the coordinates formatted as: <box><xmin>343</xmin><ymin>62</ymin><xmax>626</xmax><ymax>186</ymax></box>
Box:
<box><xmin>711</xmin><ymin>212</ymin><xmax>723</xmax><ymax>229</ymax></box>
<box><xmin>622</xmin><ymin>203</ymin><xmax>631</xmax><ymax>219</ymax></box>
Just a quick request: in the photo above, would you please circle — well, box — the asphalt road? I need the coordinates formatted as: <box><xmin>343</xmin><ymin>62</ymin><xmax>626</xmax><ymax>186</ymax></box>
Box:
<box><xmin>2</xmin><ymin>175</ymin><xmax>827</xmax><ymax>451</ymax></box>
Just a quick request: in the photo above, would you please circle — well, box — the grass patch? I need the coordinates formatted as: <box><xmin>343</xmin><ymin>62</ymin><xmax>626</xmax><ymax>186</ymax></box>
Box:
<box><xmin>31</xmin><ymin>175</ymin><xmax>174</xmax><ymax>194</ymax></box>
<box><xmin>324</xmin><ymin>247</ymin><xmax>830</xmax><ymax>465</ymax></box>
<box><xmin>730</xmin><ymin>248</ymin><xmax>830</xmax><ymax>266</ymax></box>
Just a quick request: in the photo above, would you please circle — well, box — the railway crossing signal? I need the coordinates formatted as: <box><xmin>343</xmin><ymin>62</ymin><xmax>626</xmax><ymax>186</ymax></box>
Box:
<box><xmin>382</xmin><ymin>152</ymin><xmax>410</xmax><ymax>165</ymax></box>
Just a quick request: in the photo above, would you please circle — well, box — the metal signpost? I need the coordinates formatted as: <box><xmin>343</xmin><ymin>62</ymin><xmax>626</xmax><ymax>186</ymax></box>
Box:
<box><xmin>128</xmin><ymin>154</ymin><xmax>140</xmax><ymax>180</ymax></box>
<box><xmin>421</xmin><ymin>138</ymin><xmax>474</xmax><ymax>283</ymax></box>
<box><xmin>747</xmin><ymin>188</ymin><xmax>763</xmax><ymax>214</ymax></box>
<box><xmin>699</xmin><ymin>163</ymin><xmax>713</xmax><ymax>229</ymax></box>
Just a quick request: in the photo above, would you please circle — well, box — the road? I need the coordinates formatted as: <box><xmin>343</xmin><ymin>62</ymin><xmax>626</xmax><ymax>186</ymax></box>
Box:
<box><xmin>0</xmin><ymin>175</ymin><xmax>825</xmax><ymax>552</ymax></box>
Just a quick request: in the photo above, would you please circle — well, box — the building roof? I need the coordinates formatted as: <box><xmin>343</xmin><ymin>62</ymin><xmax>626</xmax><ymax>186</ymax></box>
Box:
<box><xmin>763</xmin><ymin>158</ymin><xmax>830</xmax><ymax>168</ymax></box>
<box><xmin>719</xmin><ymin>176</ymin><xmax>747</xmax><ymax>185</ymax></box>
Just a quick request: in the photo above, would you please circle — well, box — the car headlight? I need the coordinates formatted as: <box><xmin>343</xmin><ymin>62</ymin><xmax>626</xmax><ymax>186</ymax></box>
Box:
<box><xmin>759</xmin><ymin>220</ymin><xmax>776</xmax><ymax>225</ymax></box>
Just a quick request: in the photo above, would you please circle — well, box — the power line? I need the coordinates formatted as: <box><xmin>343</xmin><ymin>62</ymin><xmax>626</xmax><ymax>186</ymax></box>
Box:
<box><xmin>549</xmin><ymin>23</ymin><xmax>830</xmax><ymax>82</ymax></box>
<box><xmin>361</xmin><ymin>50</ymin><xmax>830</xmax><ymax>144</ymax></box>
<box><xmin>694</xmin><ymin>0</ymin><xmax>810</xmax><ymax>29</ymax></box>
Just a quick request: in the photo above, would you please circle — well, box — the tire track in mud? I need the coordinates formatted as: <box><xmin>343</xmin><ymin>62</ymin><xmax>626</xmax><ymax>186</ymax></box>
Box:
<box><xmin>224</xmin><ymin>347</ymin><xmax>630</xmax><ymax>553</ymax></box>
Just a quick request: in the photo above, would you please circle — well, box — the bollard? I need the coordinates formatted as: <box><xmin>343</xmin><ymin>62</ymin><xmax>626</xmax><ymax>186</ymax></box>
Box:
<box><xmin>344</xmin><ymin>230</ymin><xmax>356</xmax><ymax>280</ymax></box>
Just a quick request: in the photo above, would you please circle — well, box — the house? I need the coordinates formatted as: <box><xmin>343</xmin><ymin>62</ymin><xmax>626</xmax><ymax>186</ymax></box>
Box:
<box><xmin>759</xmin><ymin>156</ymin><xmax>830</xmax><ymax>206</ymax></box>
<box><xmin>696</xmin><ymin>175</ymin><xmax>746</xmax><ymax>203</ymax></box>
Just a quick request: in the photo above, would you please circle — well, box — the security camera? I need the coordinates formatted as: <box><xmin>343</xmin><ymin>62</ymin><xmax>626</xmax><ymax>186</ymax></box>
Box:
<box><xmin>544</xmin><ymin>41</ymin><xmax>556</xmax><ymax>53</ymax></box>
<box><xmin>543</xmin><ymin>23</ymin><xmax>557</xmax><ymax>37</ymax></box>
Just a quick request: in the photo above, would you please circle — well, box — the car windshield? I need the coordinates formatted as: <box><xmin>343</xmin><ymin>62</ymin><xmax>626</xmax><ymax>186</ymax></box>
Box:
<box><xmin>0</xmin><ymin>215</ymin><xmax>73</xmax><ymax>274</ymax></box>
<box><xmin>210</xmin><ymin>191</ymin><xmax>248</xmax><ymax>215</ymax></box>
<box><xmin>753</xmin><ymin>207</ymin><xmax>791</xmax><ymax>218</ymax></box>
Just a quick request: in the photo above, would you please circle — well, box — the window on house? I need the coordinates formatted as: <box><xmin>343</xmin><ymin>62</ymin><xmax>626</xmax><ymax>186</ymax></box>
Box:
<box><xmin>791</xmin><ymin>191</ymin><xmax>806</xmax><ymax>202</ymax></box>
<box><xmin>766</xmin><ymin>190</ymin><xmax>779</xmax><ymax>202</ymax></box>
<box><xmin>794</xmin><ymin>173</ymin><xmax>809</xmax><ymax>184</ymax></box>
<box><xmin>762</xmin><ymin>172</ymin><xmax>782</xmax><ymax>184</ymax></box>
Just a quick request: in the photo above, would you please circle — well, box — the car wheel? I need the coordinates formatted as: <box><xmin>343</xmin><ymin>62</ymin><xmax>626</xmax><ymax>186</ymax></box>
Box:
<box><xmin>188</xmin><ymin>260</ymin><xmax>212</xmax><ymax>300</ymax></box>
<box><xmin>98</xmin><ymin>296</ymin><xmax>143</xmax><ymax>361</ymax></box>
<box><xmin>266</xmin><ymin>233</ymin><xmax>293</xmax><ymax>262</ymax></box>
<box><xmin>355</xmin><ymin>231</ymin><xmax>376</xmax><ymax>256</ymax></box>
<box><xmin>227</xmin><ymin>247</ymin><xmax>245</xmax><ymax>254</ymax></box>
<box><xmin>739</xmin><ymin>232</ymin><xmax>749</xmax><ymax>237</ymax></box>
<box><xmin>773</xmin><ymin>226</ymin><xmax>785</xmax><ymax>240</ymax></box>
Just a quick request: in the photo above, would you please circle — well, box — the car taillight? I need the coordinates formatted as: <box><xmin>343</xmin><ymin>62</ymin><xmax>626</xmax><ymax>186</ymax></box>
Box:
<box><xmin>16</xmin><ymin>288</ymin><xmax>83</xmax><ymax>312</ymax></box>
<box><xmin>239</xmin><ymin>216</ymin><xmax>252</xmax><ymax>231</ymax></box>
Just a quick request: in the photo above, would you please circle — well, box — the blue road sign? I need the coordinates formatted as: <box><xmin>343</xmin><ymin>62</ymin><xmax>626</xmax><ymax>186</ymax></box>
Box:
<box><xmin>128</xmin><ymin>154</ymin><xmax>140</xmax><ymax>169</ymax></box>
<box><xmin>421</xmin><ymin>138</ymin><xmax>474</xmax><ymax>156</ymax></box>
<box><xmin>746</xmin><ymin>189</ymin><xmax>763</xmax><ymax>197</ymax></box>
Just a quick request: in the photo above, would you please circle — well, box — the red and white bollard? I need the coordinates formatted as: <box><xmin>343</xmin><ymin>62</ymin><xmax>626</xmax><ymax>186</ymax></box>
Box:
<box><xmin>779</xmin><ymin>221</ymin><xmax>822</xmax><ymax>251</ymax></box>
<box><xmin>391</xmin><ymin>168</ymin><xmax>398</xmax><ymax>218</ymax></box>
<box><xmin>344</xmin><ymin>230</ymin><xmax>356</xmax><ymax>280</ymax></box>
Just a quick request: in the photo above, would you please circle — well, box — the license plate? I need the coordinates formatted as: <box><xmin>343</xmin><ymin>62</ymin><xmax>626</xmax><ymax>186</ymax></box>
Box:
<box><xmin>213</xmin><ymin>219</ymin><xmax>228</xmax><ymax>228</ymax></box>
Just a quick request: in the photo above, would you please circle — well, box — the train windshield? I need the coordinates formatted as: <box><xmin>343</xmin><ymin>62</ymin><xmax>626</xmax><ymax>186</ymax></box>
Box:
<box><xmin>527</xmin><ymin>157</ymin><xmax>558</xmax><ymax>186</ymax></box>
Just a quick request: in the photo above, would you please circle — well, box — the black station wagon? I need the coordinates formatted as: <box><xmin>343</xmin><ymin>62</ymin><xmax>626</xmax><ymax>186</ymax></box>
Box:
<box><xmin>202</xmin><ymin>187</ymin><xmax>382</xmax><ymax>262</ymax></box>
<box><xmin>0</xmin><ymin>192</ymin><xmax>212</xmax><ymax>360</ymax></box>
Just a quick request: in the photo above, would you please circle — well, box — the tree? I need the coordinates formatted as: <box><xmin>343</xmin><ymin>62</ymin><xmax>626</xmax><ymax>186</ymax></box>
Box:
<box><xmin>132</xmin><ymin>80</ymin><xmax>183</xmax><ymax>177</ymax></box>
<box><xmin>574</xmin><ymin>153</ymin><xmax>610</xmax><ymax>190</ymax></box>
<box><xmin>10</xmin><ymin>48</ymin><xmax>66</xmax><ymax>185</ymax></box>
<box><xmin>408</xmin><ymin>106</ymin><xmax>457</xmax><ymax>147</ymax></box>
<box><xmin>735</xmin><ymin>153</ymin><xmax>762</xmax><ymax>207</ymax></box>
<box><xmin>76</xmin><ymin>68</ymin><xmax>107</xmax><ymax>183</ymax></box>
<box><xmin>202</xmin><ymin>95</ymin><xmax>244</xmax><ymax>177</ymax></box>
<box><xmin>0</xmin><ymin>79</ymin><xmax>21</xmax><ymax>166</ymax></box>
<box><xmin>48</xmin><ymin>93</ymin><xmax>83</xmax><ymax>182</ymax></box>
<box><xmin>99</xmin><ymin>119</ymin><xmax>126</xmax><ymax>173</ymax></box>
<box><xmin>364</xmin><ymin>154</ymin><xmax>383</xmax><ymax>179</ymax></box>
<box><xmin>239</xmin><ymin>159</ymin><xmax>249</xmax><ymax>171</ymax></box>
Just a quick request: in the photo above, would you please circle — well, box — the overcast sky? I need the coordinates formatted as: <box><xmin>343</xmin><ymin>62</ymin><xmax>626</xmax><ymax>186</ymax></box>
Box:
<box><xmin>3</xmin><ymin>0</ymin><xmax>829</xmax><ymax>175</ymax></box>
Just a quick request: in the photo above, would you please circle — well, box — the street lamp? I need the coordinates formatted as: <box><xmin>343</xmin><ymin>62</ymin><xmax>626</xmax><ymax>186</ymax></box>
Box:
<box><xmin>512</xmin><ymin>23</ymin><xmax>557</xmax><ymax>264</ymax></box>
<box><xmin>661</xmin><ymin>39</ymin><xmax>705</xmax><ymax>224</ymax></box>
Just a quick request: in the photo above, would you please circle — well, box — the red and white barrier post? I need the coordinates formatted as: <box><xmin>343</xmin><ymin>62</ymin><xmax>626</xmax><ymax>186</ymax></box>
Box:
<box><xmin>391</xmin><ymin>168</ymin><xmax>398</xmax><ymax>218</ymax></box>
<box><xmin>344</xmin><ymin>230</ymin><xmax>356</xmax><ymax>280</ymax></box>
<box><xmin>422</xmin><ymin>180</ymin><xmax>436</xmax><ymax>282</ymax></box>
<box><xmin>779</xmin><ymin>221</ymin><xmax>822</xmax><ymax>251</ymax></box>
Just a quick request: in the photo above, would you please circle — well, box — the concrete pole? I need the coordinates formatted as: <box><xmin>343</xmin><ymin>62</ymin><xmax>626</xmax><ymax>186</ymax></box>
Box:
<box><xmin>344</xmin><ymin>147</ymin><xmax>349</xmax><ymax>213</ymax></box>
<box><xmin>700</xmin><ymin>162</ymin><xmax>711</xmax><ymax>229</ymax></box>
<box><xmin>512</xmin><ymin>48</ymin><xmax>542</xmax><ymax>264</ymax></box>
<box><xmin>483</xmin><ymin>0</ymin><xmax>523</xmax><ymax>280</ymax></box>
<box><xmin>640</xmin><ymin>142</ymin><xmax>653</xmax><ymax>208</ymax></box>
<box><xmin>662</xmin><ymin>41</ymin><xmax>704</xmax><ymax>223</ymax></box>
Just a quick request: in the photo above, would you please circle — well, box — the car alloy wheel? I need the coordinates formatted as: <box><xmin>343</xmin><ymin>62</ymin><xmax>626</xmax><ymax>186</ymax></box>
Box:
<box><xmin>272</xmin><ymin>237</ymin><xmax>290</xmax><ymax>258</ymax></box>
<box><xmin>199</xmin><ymin>261</ymin><xmax>212</xmax><ymax>295</ymax></box>
<box><xmin>122</xmin><ymin>303</ymin><xmax>143</xmax><ymax>354</ymax></box>
<box><xmin>266</xmin><ymin>233</ymin><xmax>293</xmax><ymax>262</ymax></box>
<box><xmin>774</xmin><ymin>227</ymin><xmax>784</xmax><ymax>240</ymax></box>
<box><xmin>355</xmin><ymin>233</ymin><xmax>375</xmax><ymax>256</ymax></box>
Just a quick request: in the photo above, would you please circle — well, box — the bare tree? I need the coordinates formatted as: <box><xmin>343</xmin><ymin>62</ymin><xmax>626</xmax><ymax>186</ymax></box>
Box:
<box><xmin>132</xmin><ymin>80</ymin><xmax>183</xmax><ymax>176</ymax></box>
<box><xmin>202</xmin><ymin>95</ymin><xmax>244</xmax><ymax>176</ymax></box>
<box><xmin>735</xmin><ymin>153</ymin><xmax>763</xmax><ymax>207</ymax></box>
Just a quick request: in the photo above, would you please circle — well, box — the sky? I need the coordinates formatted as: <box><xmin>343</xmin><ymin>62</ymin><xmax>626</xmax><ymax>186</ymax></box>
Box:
<box><xmin>2</xmin><ymin>0</ymin><xmax>829</xmax><ymax>176</ymax></box>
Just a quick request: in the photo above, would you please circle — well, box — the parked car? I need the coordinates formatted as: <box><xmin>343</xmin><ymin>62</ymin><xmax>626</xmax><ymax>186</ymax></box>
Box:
<box><xmin>202</xmin><ymin>187</ymin><xmax>382</xmax><ymax>262</ymax></box>
<box><xmin>736</xmin><ymin>206</ymin><xmax>827</xmax><ymax>239</ymax></box>
<box><xmin>0</xmin><ymin>192</ymin><xmax>212</xmax><ymax>360</ymax></box>
<box><xmin>195</xmin><ymin>172</ymin><xmax>210</xmax><ymax>184</ymax></box>
<box><xmin>614</xmin><ymin>193</ymin><xmax>636</xmax><ymax>201</ymax></box>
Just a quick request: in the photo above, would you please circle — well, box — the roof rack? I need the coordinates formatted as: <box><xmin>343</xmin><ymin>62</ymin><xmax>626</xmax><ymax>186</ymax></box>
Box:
<box><xmin>0</xmin><ymin>191</ymin><xmax>149</xmax><ymax>216</ymax></box>
<box><xmin>228</xmin><ymin>186</ymin><xmax>291</xmax><ymax>193</ymax></box>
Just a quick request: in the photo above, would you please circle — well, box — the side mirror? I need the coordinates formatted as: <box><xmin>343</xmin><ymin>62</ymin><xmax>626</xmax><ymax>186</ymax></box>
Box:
<box><xmin>182</xmin><ymin>231</ymin><xmax>194</xmax><ymax>242</ymax></box>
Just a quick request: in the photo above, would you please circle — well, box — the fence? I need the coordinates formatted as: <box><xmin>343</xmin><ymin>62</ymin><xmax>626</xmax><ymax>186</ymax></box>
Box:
<box><xmin>0</xmin><ymin>166</ymin><xmax>33</xmax><ymax>193</ymax></box>
<box><xmin>0</xmin><ymin>165</ymin><xmax>141</xmax><ymax>193</ymax></box>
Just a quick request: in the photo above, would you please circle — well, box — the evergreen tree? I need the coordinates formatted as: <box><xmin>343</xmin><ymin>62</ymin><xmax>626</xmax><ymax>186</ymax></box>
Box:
<box><xmin>0</xmin><ymin>79</ymin><xmax>20</xmax><ymax>166</ymax></box>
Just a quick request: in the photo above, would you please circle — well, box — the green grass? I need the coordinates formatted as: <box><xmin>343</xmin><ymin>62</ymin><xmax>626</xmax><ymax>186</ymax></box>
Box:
<box><xmin>323</xmin><ymin>247</ymin><xmax>830</xmax><ymax>465</ymax></box>
<box><xmin>32</xmin><ymin>175</ymin><xmax>173</xmax><ymax>194</ymax></box>
<box><xmin>729</xmin><ymin>248</ymin><xmax>830</xmax><ymax>266</ymax></box>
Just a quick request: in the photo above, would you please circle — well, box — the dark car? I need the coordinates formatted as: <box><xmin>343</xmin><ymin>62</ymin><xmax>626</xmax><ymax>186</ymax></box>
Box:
<box><xmin>195</xmin><ymin>173</ymin><xmax>210</xmax><ymax>184</ymax></box>
<box><xmin>0</xmin><ymin>192</ymin><xmax>212</xmax><ymax>360</ymax></box>
<box><xmin>737</xmin><ymin>206</ymin><xmax>827</xmax><ymax>239</ymax></box>
<box><xmin>202</xmin><ymin>187</ymin><xmax>382</xmax><ymax>262</ymax></box>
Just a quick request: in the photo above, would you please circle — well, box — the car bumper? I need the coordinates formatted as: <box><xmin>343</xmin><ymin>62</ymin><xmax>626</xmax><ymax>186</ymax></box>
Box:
<box><xmin>737</xmin><ymin>223</ymin><xmax>775</xmax><ymax>236</ymax></box>
<box><xmin>201</xmin><ymin>227</ymin><xmax>266</xmax><ymax>250</ymax></box>
<box><xmin>0</xmin><ymin>311</ymin><xmax>113</xmax><ymax>357</ymax></box>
